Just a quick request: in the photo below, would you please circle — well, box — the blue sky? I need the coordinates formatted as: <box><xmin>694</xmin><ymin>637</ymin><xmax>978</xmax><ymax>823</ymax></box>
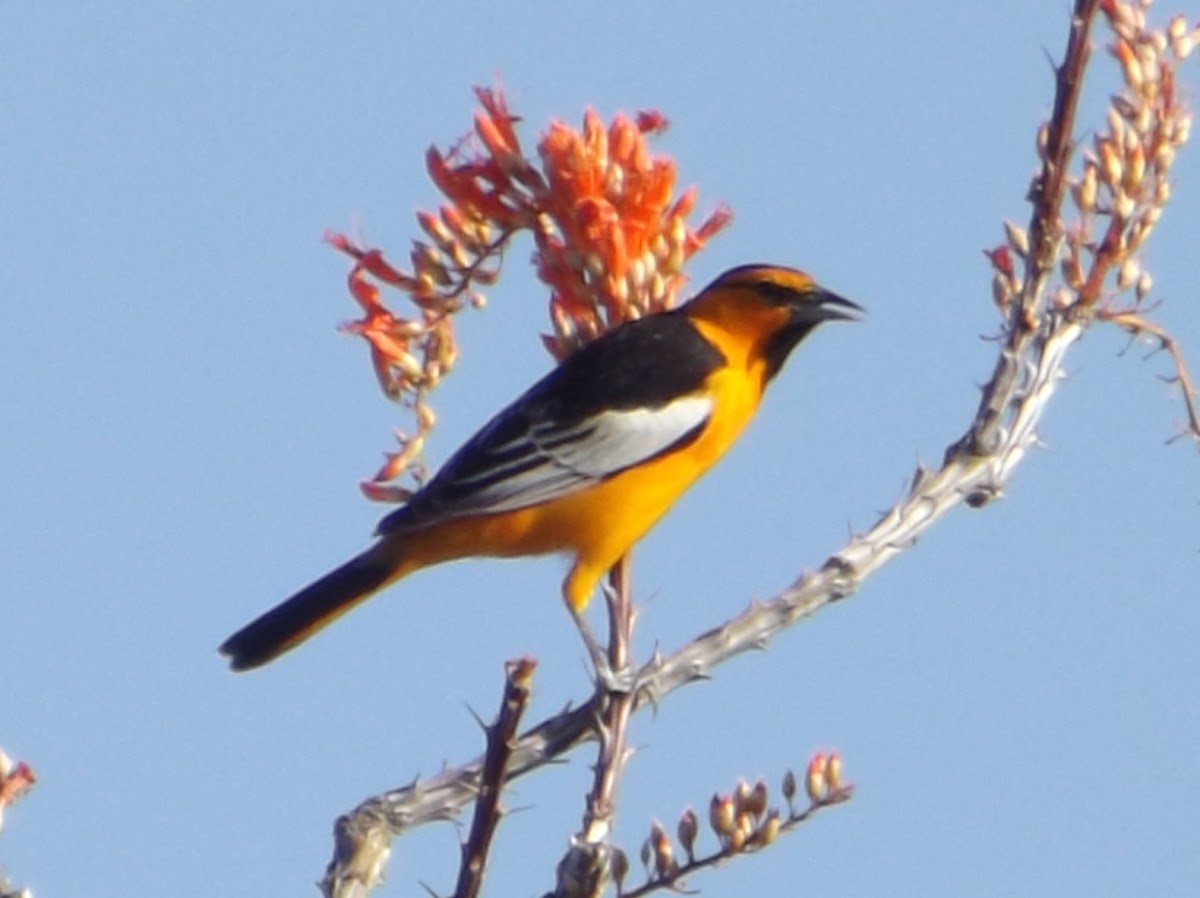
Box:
<box><xmin>4</xmin><ymin>3</ymin><xmax>1199</xmax><ymax>896</ymax></box>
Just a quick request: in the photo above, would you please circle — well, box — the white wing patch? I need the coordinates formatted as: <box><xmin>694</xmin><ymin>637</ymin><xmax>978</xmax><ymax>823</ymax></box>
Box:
<box><xmin>430</xmin><ymin>393</ymin><xmax>713</xmax><ymax>517</ymax></box>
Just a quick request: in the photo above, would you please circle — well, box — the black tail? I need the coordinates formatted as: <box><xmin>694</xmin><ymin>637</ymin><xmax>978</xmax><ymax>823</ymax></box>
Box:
<box><xmin>219</xmin><ymin>542</ymin><xmax>402</xmax><ymax>671</ymax></box>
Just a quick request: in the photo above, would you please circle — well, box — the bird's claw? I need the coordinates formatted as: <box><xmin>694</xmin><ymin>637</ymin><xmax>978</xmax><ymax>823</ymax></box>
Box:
<box><xmin>573</xmin><ymin>609</ymin><xmax>637</xmax><ymax>695</ymax></box>
<box><xmin>592</xmin><ymin>658</ymin><xmax>638</xmax><ymax>695</ymax></box>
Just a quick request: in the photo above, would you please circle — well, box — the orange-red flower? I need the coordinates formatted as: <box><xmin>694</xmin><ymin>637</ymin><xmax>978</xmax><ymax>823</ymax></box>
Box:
<box><xmin>328</xmin><ymin>86</ymin><xmax>732</xmax><ymax>494</ymax></box>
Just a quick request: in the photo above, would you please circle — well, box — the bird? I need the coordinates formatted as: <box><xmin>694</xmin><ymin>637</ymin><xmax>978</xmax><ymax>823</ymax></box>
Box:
<box><xmin>220</xmin><ymin>264</ymin><xmax>861</xmax><ymax>671</ymax></box>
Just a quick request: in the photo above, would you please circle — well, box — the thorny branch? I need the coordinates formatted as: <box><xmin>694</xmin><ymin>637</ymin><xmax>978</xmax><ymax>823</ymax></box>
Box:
<box><xmin>549</xmin><ymin>556</ymin><xmax>637</xmax><ymax>898</ymax></box>
<box><xmin>1100</xmin><ymin>306</ymin><xmax>1200</xmax><ymax>439</ymax></box>
<box><xmin>957</xmin><ymin>0</ymin><xmax>1098</xmax><ymax>460</ymax></box>
<box><xmin>452</xmin><ymin>658</ymin><xmax>536</xmax><ymax>898</ymax></box>
<box><xmin>320</xmin><ymin>2</ymin><xmax>1198</xmax><ymax>896</ymax></box>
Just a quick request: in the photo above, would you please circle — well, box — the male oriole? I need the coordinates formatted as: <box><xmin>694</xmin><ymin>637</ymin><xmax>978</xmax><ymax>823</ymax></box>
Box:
<box><xmin>220</xmin><ymin>264</ymin><xmax>860</xmax><ymax>670</ymax></box>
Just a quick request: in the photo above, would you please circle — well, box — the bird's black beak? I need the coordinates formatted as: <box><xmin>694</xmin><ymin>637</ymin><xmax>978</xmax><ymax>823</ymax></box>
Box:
<box><xmin>798</xmin><ymin>287</ymin><xmax>864</xmax><ymax>324</ymax></box>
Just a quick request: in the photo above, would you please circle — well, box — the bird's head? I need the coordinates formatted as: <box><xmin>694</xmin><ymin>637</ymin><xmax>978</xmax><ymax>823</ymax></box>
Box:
<box><xmin>687</xmin><ymin>264</ymin><xmax>862</xmax><ymax>381</ymax></box>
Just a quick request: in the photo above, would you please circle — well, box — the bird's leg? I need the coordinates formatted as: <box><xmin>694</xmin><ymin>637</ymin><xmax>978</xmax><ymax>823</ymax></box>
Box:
<box><xmin>563</xmin><ymin>560</ymin><xmax>638</xmax><ymax>693</ymax></box>
<box><xmin>601</xmin><ymin>555</ymin><xmax>639</xmax><ymax>694</ymax></box>
<box><xmin>569</xmin><ymin>604</ymin><xmax>612</xmax><ymax>679</ymax></box>
<box><xmin>569</xmin><ymin>603</ymin><xmax>635</xmax><ymax>694</ymax></box>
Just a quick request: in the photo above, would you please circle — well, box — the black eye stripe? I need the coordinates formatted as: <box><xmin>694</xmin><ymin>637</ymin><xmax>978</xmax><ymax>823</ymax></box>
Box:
<box><xmin>751</xmin><ymin>279</ymin><xmax>809</xmax><ymax>304</ymax></box>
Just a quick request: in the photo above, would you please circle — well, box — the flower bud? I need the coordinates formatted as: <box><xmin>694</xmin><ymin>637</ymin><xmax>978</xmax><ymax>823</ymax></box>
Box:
<box><xmin>1136</xmin><ymin>270</ymin><xmax>1153</xmax><ymax>302</ymax></box>
<box><xmin>1114</xmin><ymin>189</ymin><xmax>1136</xmax><ymax>220</ymax></box>
<box><xmin>1003</xmin><ymin>220</ymin><xmax>1029</xmax><ymax>258</ymax></box>
<box><xmin>677</xmin><ymin>807</ymin><xmax>698</xmax><ymax>860</ymax></box>
<box><xmin>733</xmin><ymin>778</ymin><xmax>751</xmax><ymax>813</ymax></box>
<box><xmin>751</xmin><ymin>778</ymin><xmax>770</xmax><ymax>819</ymax></box>
<box><xmin>825</xmin><ymin>752</ymin><xmax>843</xmax><ymax>793</ymax></box>
<box><xmin>1078</xmin><ymin>163</ymin><xmax>1099</xmax><ymax>214</ymax></box>
<box><xmin>756</xmin><ymin>810</ymin><xmax>782</xmax><ymax>847</ymax></box>
<box><xmin>727</xmin><ymin>824</ymin><xmax>747</xmax><ymax>853</ymax></box>
<box><xmin>805</xmin><ymin>752</ymin><xmax>827</xmax><ymax>804</ymax></box>
<box><xmin>650</xmin><ymin>820</ymin><xmax>674</xmax><ymax>878</ymax></box>
<box><xmin>417</xmin><ymin>209</ymin><xmax>453</xmax><ymax>247</ymax></box>
<box><xmin>709</xmin><ymin>792</ymin><xmax>735</xmax><ymax>842</ymax></box>
<box><xmin>1100</xmin><ymin>140</ymin><xmax>1124</xmax><ymax>189</ymax></box>
<box><xmin>781</xmin><ymin>768</ymin><xmax>797</xmax><ymax>804</ymax></box>
<box><xmin>611</xmin><ymin>847</ymin><xmax>629</xmax><ymax>892</ymax></box>
<box><xmin>1114</xmin><ymin>37</ymin><xmax>1144</xmax><ymax>90</ymax></box>
<box><xmin>1124</xmin><ymin>142</ymin><xmax>1146</xmax><ymax>192</ymax></box>
<box><xmin>1117</xmin><ymin>257</ymin><xmax>1141</xmax><ymax>291</ymax></box>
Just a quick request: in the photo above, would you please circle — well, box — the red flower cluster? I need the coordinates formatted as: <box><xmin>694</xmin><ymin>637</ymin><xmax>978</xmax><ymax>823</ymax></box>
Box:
<box><xmin>326</xmin><ymin>87</ymin><xmax>731</xmax><ymax>496</ymax></box>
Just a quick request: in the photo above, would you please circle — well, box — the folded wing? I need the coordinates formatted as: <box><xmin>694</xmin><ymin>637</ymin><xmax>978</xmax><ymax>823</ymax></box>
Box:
<box><xmin>385</xmin><ymin>394</ymin><xmax>712</xmax><ymax>528</ymax></box>
<box><xmin>378</xmin><ymin>310</ymin><xmax>725</xmax><ymax>534</ymax></box>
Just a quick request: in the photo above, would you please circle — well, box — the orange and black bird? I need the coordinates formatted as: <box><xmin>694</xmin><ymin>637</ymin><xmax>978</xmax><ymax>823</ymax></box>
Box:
<box><xmin>220</xmin><ymin>264</ymin><xmax>860</xmax><ymax>670</ymax></box>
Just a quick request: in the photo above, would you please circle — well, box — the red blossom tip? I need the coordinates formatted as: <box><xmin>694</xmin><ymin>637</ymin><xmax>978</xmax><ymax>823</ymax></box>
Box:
<box><xmin>636</xmin><ymin>110</ymin><xmax>670</xmax><ymax>134</ymax></box>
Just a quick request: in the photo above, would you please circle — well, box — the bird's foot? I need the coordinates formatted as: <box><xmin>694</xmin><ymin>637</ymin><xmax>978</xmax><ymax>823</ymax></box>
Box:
<box><xmin>573</xmin><ymin>611</ymin><xmax>637</xmax><ymax>695</ymax></box>
<box><xmin>591</xmin><ymin>655</ymin><xmax>638</xmax><ymax>695</ymax></box>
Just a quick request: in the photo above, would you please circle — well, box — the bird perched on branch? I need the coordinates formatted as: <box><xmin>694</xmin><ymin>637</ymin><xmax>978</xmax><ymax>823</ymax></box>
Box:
<box><xmin>220</xmin><ymin>264</ymin><xmax>861</xmax><ymax>671</ymax></box>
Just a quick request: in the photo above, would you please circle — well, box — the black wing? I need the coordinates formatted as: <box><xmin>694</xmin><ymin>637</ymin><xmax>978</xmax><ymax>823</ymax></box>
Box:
<box><xmin>379</xmin><ymin>310</ymin><xmax>725</xmax><ymax>532</ymax></box>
